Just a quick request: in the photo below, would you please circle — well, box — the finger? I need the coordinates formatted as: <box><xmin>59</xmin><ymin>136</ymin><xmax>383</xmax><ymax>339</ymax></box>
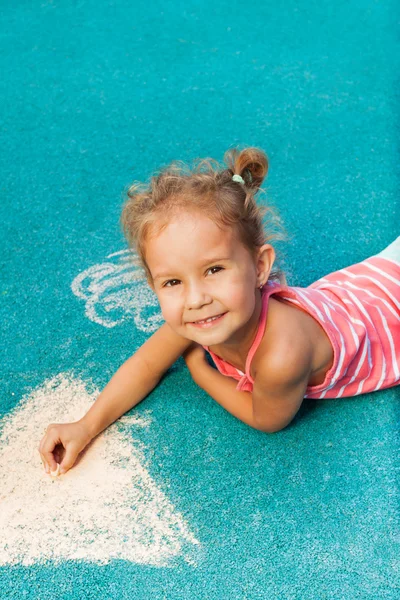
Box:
<box><xmin>59</xmin><ymin>446</ymin><xmax>78</xmax><ymax>475</ymax></box>
<box><xmin>38</xmin><ymin>442</ymin><xmax>50</xmax><ymax>473</ymax></box>
<box><xmin>38</xmin><ymin>427</ymin><xmax>53</xmax><ymax>456</ymax></box>
<box><xmin>41</xmin><ymin>432</ymin><xmax>61</xmax><ymax>473</ymax></box>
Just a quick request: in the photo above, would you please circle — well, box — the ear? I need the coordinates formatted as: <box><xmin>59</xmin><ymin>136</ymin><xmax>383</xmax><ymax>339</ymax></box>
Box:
<box><xmin>255</xmin><ymin>244</ymin><xmax>276</xmax><ymax>287</ymax></box>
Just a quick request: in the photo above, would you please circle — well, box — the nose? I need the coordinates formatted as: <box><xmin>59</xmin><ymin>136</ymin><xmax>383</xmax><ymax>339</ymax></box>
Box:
<box><xmin>185</xmin><ymin>281</ymin><xmax>212</xmax><ymax>310</ymax></box>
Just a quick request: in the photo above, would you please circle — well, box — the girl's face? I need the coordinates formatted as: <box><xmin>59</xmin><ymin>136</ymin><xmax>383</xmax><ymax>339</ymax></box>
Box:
<box><xmin>145</xmin><ymin>210</ymin><xmax>275</xmax><ymax>349</ymax></box>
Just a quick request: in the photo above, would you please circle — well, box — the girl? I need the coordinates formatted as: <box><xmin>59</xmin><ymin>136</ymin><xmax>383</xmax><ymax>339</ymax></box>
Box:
<box><xmin>39</xmin><ymin>147</ymin><xmax>400</xmax><ymax>477</ymax></box>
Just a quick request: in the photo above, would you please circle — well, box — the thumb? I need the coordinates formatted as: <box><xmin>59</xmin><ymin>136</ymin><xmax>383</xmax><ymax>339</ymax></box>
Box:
<box><xmin>59</xmin><ymin>447</ymin><xmax>78</xmax><ymax>474</ymax></box>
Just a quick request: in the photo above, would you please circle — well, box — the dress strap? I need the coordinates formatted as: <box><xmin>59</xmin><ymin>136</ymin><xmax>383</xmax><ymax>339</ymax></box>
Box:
<box><xmin>243</xmin><ymin>283</ymin><xmax>280</xmax><ymax>384</ymax></box>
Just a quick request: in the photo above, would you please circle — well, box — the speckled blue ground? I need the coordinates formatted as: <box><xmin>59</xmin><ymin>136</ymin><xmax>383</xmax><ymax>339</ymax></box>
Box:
<box><xmin>1</xmin><ymin>0</ymin><xmax>399</xmax><ymax>598</ymax></box>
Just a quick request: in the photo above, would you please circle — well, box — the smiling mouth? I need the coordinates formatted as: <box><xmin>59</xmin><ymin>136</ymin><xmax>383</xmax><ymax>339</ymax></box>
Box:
<box><xmin>189</xmin><ymin>312</ymin><xmax>227</xmax><ymax>325</ymax></box>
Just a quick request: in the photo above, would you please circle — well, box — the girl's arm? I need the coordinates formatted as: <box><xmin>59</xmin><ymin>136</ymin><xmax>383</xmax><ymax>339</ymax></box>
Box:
<box><xmin>190</xmin><ymin>362</ymin><xmax>257</xmax><ymax>429</ymax></box>
<box><xmin>80</xmin><ymin>323</ymin><xmax>193</xmax><ymax>440</ymax></box>
<box><xmin>184</xmin><ymin>342</ymin><xmax>312</xmax><ymax>433</ymax></box>
<box><xmin>188</xmin><ymin>357</ymin><xmax>308</xmax><ymax>433</ymax></box>
<box><xmin>183</xmin><ymin>343</ymin><xmax>257</xmax><ymax>429</ymax></box>
<box><xmin>251</xmin><ymin>331</ymin><xmax>314</xmax><ymax>432</ymax></box>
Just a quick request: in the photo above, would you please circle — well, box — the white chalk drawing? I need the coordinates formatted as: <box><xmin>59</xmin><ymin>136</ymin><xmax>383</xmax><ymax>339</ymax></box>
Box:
<box><xmin>71</xmin><ymin>249</ymin><xmax>164</xmax><ymax>331</ymax></box>
<box><xmin>0</xmin><ymin>373</ymin><xmax>202</xmax><ymax>567</ymax></box>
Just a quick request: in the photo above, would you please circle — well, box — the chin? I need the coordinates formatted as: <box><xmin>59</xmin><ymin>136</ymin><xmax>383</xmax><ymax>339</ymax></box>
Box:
<box><xmin>196</xmin><ymin>331</ymin><xmax>227</xmax><ymax>345</ymax></box>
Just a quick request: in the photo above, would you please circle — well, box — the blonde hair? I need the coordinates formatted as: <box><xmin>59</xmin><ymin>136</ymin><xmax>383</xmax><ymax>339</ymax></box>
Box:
<box><xmin>120</xmin><ymin>145</ymin><xmax>289</xmax><ymax>286</ymax></box>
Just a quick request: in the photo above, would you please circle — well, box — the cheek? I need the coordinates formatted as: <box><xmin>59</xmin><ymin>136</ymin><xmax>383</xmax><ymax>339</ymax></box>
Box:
<box><xmin>231</xmin><ymin>288</ymin><xmax>256</xmax><ymax>320</ymax></box>
<box><xmin>228</xmin><ymin>282</ymin><xmax>254</xmax><ymax>307</ymax></box>
<box><xmin>158</xmin><ymin>296</ymin><xmax>180</xmax><ymax>323</ymax></box>
<box><xmin>229</xmin><ymin>290</ymin><xmax>244</xmax><ymax>307</ymax></box>
<box><xmin>228</xmin><ymin>270</ymin><xmax>256</xmax><ymax>301</ymax></box>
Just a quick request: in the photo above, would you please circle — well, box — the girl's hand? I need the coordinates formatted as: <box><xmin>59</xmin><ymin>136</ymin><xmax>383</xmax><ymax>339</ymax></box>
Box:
<box><xmin>182</xmin><ymin>342</ymin><xmax>208</xmax><ymax>373</ymax></box>
<box><xmin>39</xmin><ymin>421</ymin><xmax>92</xmax><ymax>476</ymax></box>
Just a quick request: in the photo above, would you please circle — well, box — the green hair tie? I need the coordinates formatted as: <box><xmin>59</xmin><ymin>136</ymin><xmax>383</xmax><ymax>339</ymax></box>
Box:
<box><xmin>232</xmin><ymin>174</ymin><xmax>245</xmax><ymax>184</ymax></box>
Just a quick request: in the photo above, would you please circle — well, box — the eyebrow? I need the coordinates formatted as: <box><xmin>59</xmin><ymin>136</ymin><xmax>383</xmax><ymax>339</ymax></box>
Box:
<box><xmin>153</xmin><ymin>257</ymin><xmax>231</xmax><ymax>281</ymax></box>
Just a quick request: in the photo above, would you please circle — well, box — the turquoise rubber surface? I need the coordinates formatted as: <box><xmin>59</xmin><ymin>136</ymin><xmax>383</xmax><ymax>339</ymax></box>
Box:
<box><xmin>1</xmin><ymin>0</ymin><xmax>399</xmax><ymax>598</ymax></box>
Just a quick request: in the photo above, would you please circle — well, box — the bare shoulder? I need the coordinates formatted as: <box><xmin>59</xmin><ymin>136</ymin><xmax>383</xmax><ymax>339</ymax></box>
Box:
<box><xmin>135</xmin><ymin>322</ymin><xmax>193</xmax><ymax>379</ymax></box>
<box><xmin>251</xmin><ymin>297</ymin><xmax>315</xmax><ymax>385</ymax></box>
<box><xmin>250</xmin><ymin>298</ymin><xmax>316</xmax><ymax>432</ymax></box>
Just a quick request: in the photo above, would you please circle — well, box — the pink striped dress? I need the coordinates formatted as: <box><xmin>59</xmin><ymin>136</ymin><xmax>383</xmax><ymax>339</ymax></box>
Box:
<box><xmin>203</xmin><ymin>238</ymin><xmax>400</xmax><ymax>399</ymax></box>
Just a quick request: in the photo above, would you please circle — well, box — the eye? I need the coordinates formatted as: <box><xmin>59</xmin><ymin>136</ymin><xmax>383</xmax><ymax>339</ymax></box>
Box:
<box><xmin>163</xmin><ymin>279</ymin><xmax>180</xmax><ymax>288</ymax></box>
<box><xmin>208</xmin><ymin>266</ymin><xmax>224</xmax><ymax>275</ymax></box>
<box><xmin>162</xmin><ymin>266</ymin><xmax>224</xmax><ymax>288</ymax></box>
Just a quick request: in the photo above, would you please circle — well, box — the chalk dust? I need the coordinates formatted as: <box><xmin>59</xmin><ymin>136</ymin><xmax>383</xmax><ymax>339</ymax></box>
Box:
<box><xmin>0</xmin><ymin>372</ymin><xmax>201</xmax><ymax>567</ymax></box>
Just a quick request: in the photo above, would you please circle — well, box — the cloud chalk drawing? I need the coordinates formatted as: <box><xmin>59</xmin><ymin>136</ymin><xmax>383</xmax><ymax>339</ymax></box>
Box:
<box><xmin>71</xmin><ymin>250</ymin><xmax>164</xmax><ymax>331</ymax></box>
